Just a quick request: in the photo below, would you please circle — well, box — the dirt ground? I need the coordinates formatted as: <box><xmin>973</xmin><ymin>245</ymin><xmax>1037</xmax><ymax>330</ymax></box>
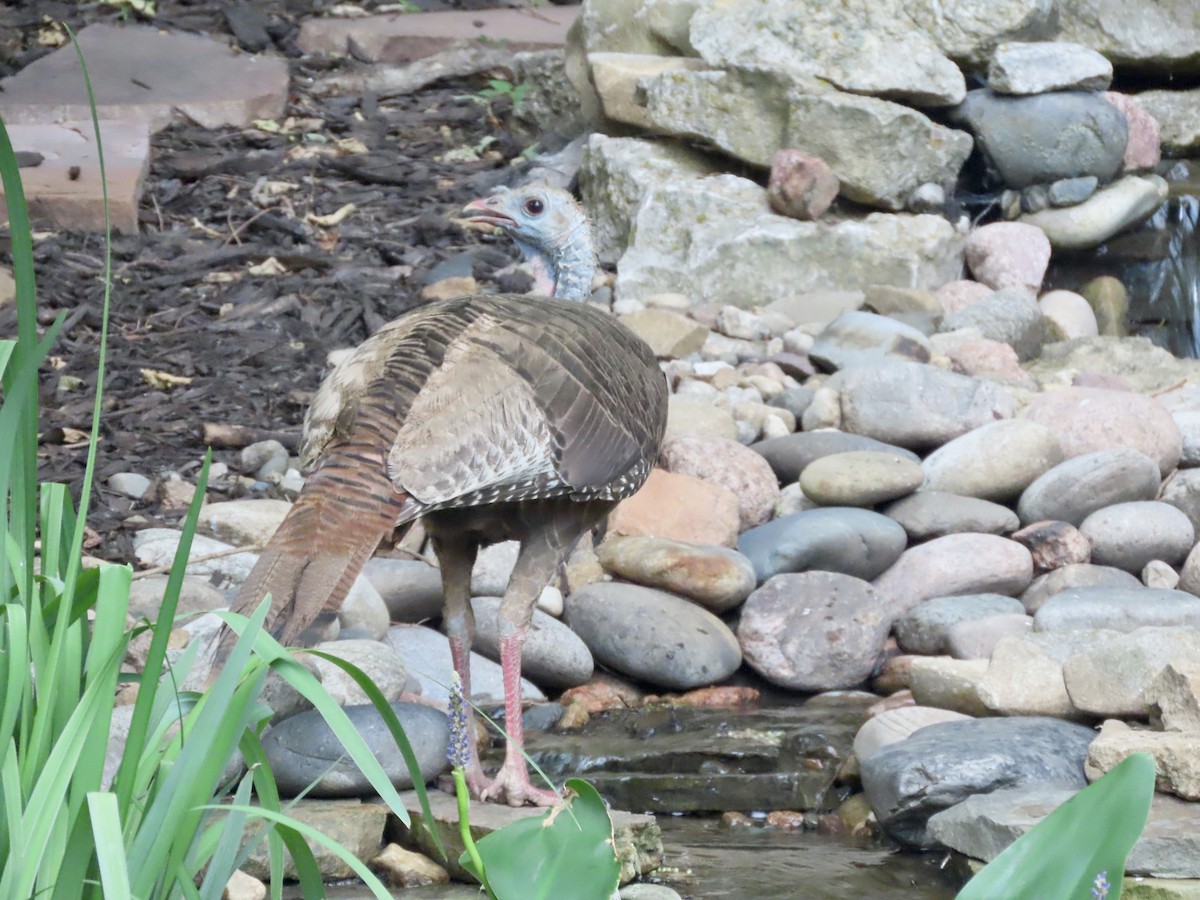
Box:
<box><xmin>1</xmin><ymin>0</ymin><xmax>568</xmax><ymax>562</ymax></box>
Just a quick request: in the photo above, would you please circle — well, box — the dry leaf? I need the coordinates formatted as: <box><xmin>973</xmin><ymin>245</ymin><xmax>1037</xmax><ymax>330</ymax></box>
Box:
<box><xmin>203</xmin><ymin>272</ymin><xmax>241</xmax><ymax>284</ymax></box>
<box><xmin>306</xmin><ymin>203</ymin><xmax>357</xmax><ymax>227</ymax></box>
<box><xmin>248</xmin><ymin>257</ymin><xmax>288</xmax><ymax>276</ymax></box>
<box><xmin>334</xmin><ymin>137</ymin><xmax>370</xmax><ymax>155</ymax></box>
<box><xmin>141</xmin><ymin>368</ymin><xmax>193</xmax><ymax>390</ymax></box>
<box><xmin>61</xmin><ymin>427</ymin><xmax>91</xmax><ymax>445</ymax></box>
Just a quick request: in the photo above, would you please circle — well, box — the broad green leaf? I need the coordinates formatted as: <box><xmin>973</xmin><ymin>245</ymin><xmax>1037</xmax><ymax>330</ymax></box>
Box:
<box><xmin>463</xmin><ymin>778</ymin><xmax>620</xmax><ymax>900</ymax></box>
<box><xmin>88</xmin><ymin>793</ymin><xmax>132</xmax><ymax>898</ymax></box>
<box><xmin>957</xmin><ymin>753</ymin><xmax>1156</xmax><ymax>900</ymax></box>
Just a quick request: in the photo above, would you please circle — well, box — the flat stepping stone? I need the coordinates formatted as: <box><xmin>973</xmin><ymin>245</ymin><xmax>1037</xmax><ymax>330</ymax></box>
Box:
<box><xmin>297</xmin><ymin>6</ymin><xmax>580</xmax><ymax>63</ymax></box>
<box><xmin>0</xmin><ymin>121</ymin><xmax>149</xmax><ymax>233</ymax></box>
<box><xmin>0</xmin><ymin>24</ymin><xmax>288</xmax><ymax>132</ymax></box>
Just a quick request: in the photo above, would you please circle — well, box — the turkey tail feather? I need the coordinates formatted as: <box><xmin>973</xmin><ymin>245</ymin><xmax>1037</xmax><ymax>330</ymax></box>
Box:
<box><xmin>213</xmin><ymin>446</ymin><xmax>410</xmax><ymax>666</ymax></box>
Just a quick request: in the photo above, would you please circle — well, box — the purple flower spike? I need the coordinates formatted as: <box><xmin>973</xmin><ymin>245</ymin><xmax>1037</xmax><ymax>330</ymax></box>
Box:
<box><xmin>447</xmin><ymin>671</ymin><xmax>472</xmax><ymax>769</ymax></box>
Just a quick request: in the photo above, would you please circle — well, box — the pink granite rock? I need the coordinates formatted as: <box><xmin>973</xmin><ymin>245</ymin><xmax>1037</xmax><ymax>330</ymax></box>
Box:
<box><xmin>964</xmin><ymin>222</ymin><xmax>1051</xmax><ymax>292</ymax></box>
<box><xmin>935</xmin><ymin>280</ymin><xmax>993</xmax><ymax>316</ymax></box>
<box><xmin>608</xmin><ymin>469</ymin><xmax>741</xmax><ymax>548</ymax></box>
<box><xmin>944</xmin><ymin>338</ymin><xmax>1033</xmax><ymax>387</ymax></box>
<box><xmin>767</xmin><ymin>150</ymin><xmax>840</xmax><ymax>221</ymax></box>
<box><xmin>660</xmin><ymin>435</ymin><xmax>781</xmax><ymax>530</ymax></box>
<box><xmin>1104</xmin><ymin>92</ymin><xmax>1162</xmax><ymax>172</ymax></box>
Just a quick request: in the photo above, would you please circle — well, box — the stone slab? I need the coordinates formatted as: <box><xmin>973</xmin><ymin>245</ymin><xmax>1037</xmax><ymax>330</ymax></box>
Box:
<box><xmin>0</xmin><ymin>24</ymin><xmax>288</xmax><ymax>132</ymax></box>
<box><xmin>393</xmin><ymin>787</ymin><xmax>661</xmax><ymax>886</ymax></box>
<box><xmin>0</xmin><ymin>121</ymin><xmax>149</xmax><ymax>233</ymax></box>
<box><xmin>0</xmin><ymin>267</ymin><xmax>14</xmax><ymax>306</ymax></box>
<box><xmin>297</xmin><ymin>6</ymin><xmax>579</xmax><ymax>63</ymax></box>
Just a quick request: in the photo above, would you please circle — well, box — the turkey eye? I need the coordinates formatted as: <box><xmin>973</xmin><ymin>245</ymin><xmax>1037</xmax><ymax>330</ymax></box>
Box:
<box><xmin>523</xmin><ymin>198</ymin><xmax>544</xmax><ymax>215</ymax></box>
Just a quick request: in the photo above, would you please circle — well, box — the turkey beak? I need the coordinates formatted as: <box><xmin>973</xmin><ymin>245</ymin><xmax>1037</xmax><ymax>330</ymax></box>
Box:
<box><xmin>462</xmin><ymin>197</ymin><xmax>517</xmax><ymax>232</ymax></box>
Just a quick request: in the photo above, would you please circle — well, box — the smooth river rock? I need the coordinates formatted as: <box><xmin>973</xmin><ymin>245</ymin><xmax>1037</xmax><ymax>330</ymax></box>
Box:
<box><xmin>1021</xmin><ymin>387</ymin><xmax>1182</xmax><ymax>477</ymax></box>
<box><xmin>860</xmin><ymin>716</ymin><xmax>1094</xmax><ymax>848</ymax></box>
<box><xmin>872</xmin><ymin>534</ymin><xmax>1034</xmax><ymax>620</ymax></box>
<box><xmin>920</xmin><ymin>420</ymin><xmax>1062</xmax><ymax>502</ymax></box>
<box><xmin>1016</xmin><ymin>448</ymin><xmax>1161</xmax><ymax>526</ymax></box>
<box><xmin>1078</xmin><ymin>501</ymin><xmax>1196</xmax><ymax>571</ymax></box>
<box><xmin>853</xmin><ymin>706</ymin><xmax>971</xmax><ymax>764</ymax></box>
<box><xmin>384</xmin><ymin>625</ymin><xmax>544</xmax><ymax>706</ymax></box>
<box><xmin>565</xmin><ymin>582</ymin><xmax>742</xmax><ymax>690</ymax></box>
<box><xmin>660</xmin><ymin>435</ymin><xmax>782</xmax><ymax>530</ymax></box>
<box><xmin>809</xmin><ymin>310</ymin><xmax>932</xmax><ymax>371</ymax></box>
<box><xmin>262</xmin><ymin>702</ymin><xmax>449</xmax><ymax>798</ymax></box>
<box><xmin>882</xmin><ymin>491</ymin><xmax>1020</xmax><ymax>540</ymax></box>
<box><xmin>597</xmin><ymin>535</ymin><xmax>757</xmax><ymax>613</ymax></box>
<box><xmin>470</xmin><ymin>597</ymin><xmax>594</xmax><ymax>690</ymax></box>
<box><xmin>894</xmin><ymin>593</ymin><xmax>1027</xmax><ymax>655</ymax></box>
<box><xmin>737</xmin><ymin>572</ymin><xmax>889</xmax><ymax>692</ymax></box>
<box><xmin>1034</xmin><ymin>587</ymin><xmax>1200</xmax><ymax>633</ymax></box>
<box><xmin>751</xmin><ymin>430</ymin><xmax>920</xmax><ymax>482</ymax></box>
<box><xmin>738</xmin><ymin>507</ymin><xmax>908</xmax><ymax>583</ymax></box>
<box><xmin>1020</xmin><ymin>562</ymin><xmax>1142</xmax><ymax>613</ymax></box>
<box><xmin>799</xmin><ymin>451</ymin><xmax>925</xmax><ymax>506</ymax></box>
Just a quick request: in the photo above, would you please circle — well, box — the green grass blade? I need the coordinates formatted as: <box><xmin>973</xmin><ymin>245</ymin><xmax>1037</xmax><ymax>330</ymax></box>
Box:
<box><xmin>87</xmin><ymin>793</ymin><xmax>132</xmax><ymax>899</ymax></box>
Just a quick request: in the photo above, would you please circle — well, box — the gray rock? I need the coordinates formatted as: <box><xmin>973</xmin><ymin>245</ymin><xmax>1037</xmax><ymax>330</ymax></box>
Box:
<box><xmin>197</xmin><ymin>498</ymin><xmax>290</xmax><ymax>546</ymax></box>
<box><xmin>768</xmin><ymin>386</ymin><xmax>816</xmax><ymax>422</ymax></box>
<box><xmin>859</xmin><ymin>716</ymin><xmax>1094</xmax><ymax>847</ymax></box>
<box><xmin>738</xmin><ymin>507</ymin><xmax>908</xmax><ymax>583</ymax></box>
<box><xmin>132</xmin><ymin>528</ymin><xmax>259</xmax><ymax>585</ymax></box>
<box><xmin>384</xmin><ymin>625</ymin><xmax>544</xmax><ymax>706</ymax></box>
<box><xmin>1162</xmin><ymin>468</ymin><xmax>1200</xmax><ymax>534</ymax></box>
<box><xmin>836</xmin><ymin>362</ymin><xmax>1016</xmax><ymax>452</ymax></box>
<box><xmin>597</xmin><ymin>535</ymin><xmax>757</xmax><ymax>613</ymax></box>
<box><xmin>1018</xmin><ymin>174</ymin><xmax>1169</xmax><ymax>250</ymax></box>
<box><xmin>946</xmin><ymin>613</ymin><xmax>1034</xmax><ymax>659</ymax></box>
<box><xmin>987</xmin><ymin>41</ymin><xmax>1114</xmax><ymax>95</ymax></box>
<box><xmin>1048</xmin><ymin>175</ymin><xmax>1099</xmax><ymax>207</ymax></box>
<box><xmin>751</xmin><ymin>430</ymin><xmax>919</xmax><ymax>482</ymax></box>
<box><xmin>614</xmin><ymin>175</ymin><xmax>964</xmax><ymax>307</ymax></box>
<box><xmin>738</xmin><ymin>572</ymin><xmax>889</xmax><ymax>691</ymax></box>
<box><xmin>126</xmin><ymin>574</ymin><xmax>227</xmax><ymax>620</ymax></box>
<box><xmin>809</xmin><ymin>311</ymin><xmax>932</xmax><ymax>371</ymax></box>
<box><xmin>109</xmin><ymin>471</ymin><xmax>152</xmax><ymax>499</ymax></box>
<box><xmin>1035</xmin><ymin>587</ymin><xmax>1200</xmax><ymax>633</ymax></box>
<box><xmin>307</xmin><ymin>639</ymin><xmax>413</xmax><ymax>707</ymax></box>
<box><xmin>1020</xmin><ymin>563</ymin><xmax>1142</xmax><ymax>613</ymax></box>
<box><xmin>337</xmin><ymin>577</ymin><xmax>390</xmax><ymax>641</ymax></box>
<box><xmin>1062</xmin><ymin>626</ymin><xmax>1200</xmax><ymax>717</ymax></box>
<box><xmin>940</xmin><ymin>287</ymin><xmax>1046</xmax><ymax>361</ymax></box>
<box><xmin>1016</xmin><ymin>448</ymin><xmax>1161</xmax><ymax>526</ymax></box>
<box><xmin>873</xmin><ymin>533</ymin><xmax>1033</xmax><ymax>620</ymax></box>
<box><xmin>920</xmin><ymin>419</ymin><xmax>1062</xmax><ymax>502</ymax></box>
<box><xmin>262</xmin><ymin>702</ymin><xmax>448</xmax><ymax>798</ymax></box>
<box><xmin>1137</xmin><ymin>87</ymin><xmax>1200</xmax><ymax>155</ymax></box>
<box><xmin>907</xmin><ymin>0</ymin><xmax>1058</xmax><ymax>67</ymax></box>
<box><xmin>949</xmin><ymin>89</ymin><xmax>1127</xmax><ymax>189</ymax></box>
<box><xmin>1079</xmin><ymin>501</ymin><xmax>1195</xmax><ymax>571</ymax></box>
<box><xmin>853</xmin><ymin>706</ymin><xmax>972</xmax><ymax>764</ymax></box>
<box><xmin>895</xmin><ymin>593</ymin><xmax>1026</xmax><ymax>655</ymax></box>
<box><xmin>1059</xmin><ymin>1</ymin><xmax>1200</xmax><ymax>75</ymax></box>
<box><xmin>564</xmin><ymin>582</ymin><xmax>742</xmax><ymax>690</ymax></box>
<box><xmin>883</xmin><ymin>491</ymin><xmax>1021</xmax><ymax>541</ymax></box>
<box><xmin>579</xmin><ymin>133</ymin><xmax>718</xmax><ymax>264</ymax></box>
<box><xmin>928</xmin><ymin>786</ymin><xmax>1200</xmax><ymax>879</ymax></box>
<box><xmin>362</xmin><ymin>557</ymin><xmax>444</xmax><ymax>623</ymax></box>
<box><xmin>977</xmin><ymin>630</ymin><xmax>1103</xmax><ymax>717</ymax></box>
<box><xmin>470</xmin><ymin>596</ymin><xmax>593</xmax><ymax>690</ymax></box>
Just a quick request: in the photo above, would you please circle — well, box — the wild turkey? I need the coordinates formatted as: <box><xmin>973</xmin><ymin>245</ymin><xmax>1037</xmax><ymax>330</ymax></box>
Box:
<box><xmin>218</xmin><ymin>184</ymin><xmax>668</xmax><ymax>806</ymax></box>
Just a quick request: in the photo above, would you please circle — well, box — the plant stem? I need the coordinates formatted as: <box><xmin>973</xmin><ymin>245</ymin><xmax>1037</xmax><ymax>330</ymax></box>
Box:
<box><xmin>453</xmin><ymin>767</ymin><xmax>492</xmax><ymax>897</ymax></box>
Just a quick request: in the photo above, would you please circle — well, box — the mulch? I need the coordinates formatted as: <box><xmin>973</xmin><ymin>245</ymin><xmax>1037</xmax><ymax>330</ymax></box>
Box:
<box><xmin>0</xmin><ymin>0</ymin><xmax>566</xmax><ymax>561</ymax></box>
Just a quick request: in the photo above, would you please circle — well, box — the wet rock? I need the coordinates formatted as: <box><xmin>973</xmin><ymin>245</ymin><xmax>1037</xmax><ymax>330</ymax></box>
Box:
<box><xmin>1079</xmin><ymin>501</ymin><xmax>1195</xmax><ymax>571</ymax></box>
<box><xmin>660</xmin><ymin>436</ymin><xmax>781</xmax><ymax>529</ymax></box>
<box><xmin>597</xmin><ymin>536</ymin><xmax>757</xmax><ymax>613</ymax></box>
<box><xmin>751</xmin><ymin>430</ymin><xmax>919</xmax><ymax>482</ymax></box>
<box><xmin>306</xmin><ymin>640</ymin><xmax>412</xmax><ymax>707</ymax></box>
<box><xmin>799</xmin><ymin>451</ymin><xmax>924</xmax><ymax>506</ymax></box>
<box><xmin>384</xmin><ymin>625</ymin><xmax>544</xmax><ymax>705</ymax></box>
<box><xmin>894</xmin><ymin>593</ymin><xmax>1026</xmax><ymax>655</ymax></box>
<box><xmin>853</xmin><ymin>706</ymin><xmax>972</xmax><ymax>765</ymax></box>
<box><xmin>987</xmin><ymin>41</ymin><xmax>1113</xmax><ymax>94</ymax></box>
<box><xmin>738</xmin><ymin>572</ymin><xmax>889</xmax><ymax>691</ymax></box>
<box><xmin>261</xmin><ymin>702</ymin><xmax>449</xmax><ymax>798</ymax></box>
<box><xmin>1035</xmin><ymin>587</ymin><xmax>1200</xmax><ymax>633</ymax></box>
<box><xmin>1010</xmin><ymin>520</ymin><xmax>1091</xmax><ymax>570</ymax></box>
<box><xmin>564</xmin><ymin>583</ymin><xmax>742</xmax><ymax>691</ymax></box>
<box><xmin>608</xmin><ymin>469</ymin><xmax>741</xmax><ymax>548</ymax></box>
<box><xmin>950</xmin><ymin>89</ymin><xmax>1127</xmax><ymax>189</ymax></box>
<box><xmin>920</xmin><ymin>419</ymin><xmax>1062</xmax><ymax>502</ymax></box>
<box><xmin>809</xmin><ymin>311</ymin><xmax>932</xmax><ymax>371</ymax></box>
<box><xmin>470</xmin><ymin>596</ymin><xmax>593</xmax><ymax>690</ymax></box>
<box><xmin>362</xmin><ymin>558</ymin><xmax>444</xmax><ymax>623</ymax></box>
<box><xmin>738</xmin><ymin>507</ymin><xmax>908</xmax><ymax>583</ymax></box>
<box><xmin>767</xmin><ymin>149</ymin><xmax>839</xmax><ymax>220</ymax></box>
<box><xmin>1078</xmin><ymin>275</ymin><xmax>1129</xmax><ymax>336</ymax></box>
<box><xmin>1016</xmin><ymin>448</ymin><xmax>1162</xmax><ymax>525</ymax></box>
<box><xmin>1063</xmin><ymin>627</ymin><xmax>1200</xmax><ymax>717</ymax></box>
<box><xmin>860</xmin><ymin>716</ymin><xmax>1094</xmax><ymax>847</ymax></box>
<box><xmin>882</xmin><ymin>491</ymin><xmax>1020</xmax><ymax>541</ymax></box>
<box><xmin>836</xmin><ymin>362</ymin><xmax>1017</xmax><ymax>452</ymax></box>
<box><xmin>963</xmin><ymin>221</ymin><xmax>1051</xmax><ymax>292</ymax></box>
<box><xmin>940</xmin><ymin>287</ymin><xmax>1046</xmax><ymax>361</ymax></box>
<box><xmin>1018</xmin><ymin>174</ymin><xmax>1170</xmax><ymax>250</ymax></box>
<box><xmin>872</xmin><ymin>534</ymin><xmax>1033</xmax><ymax>620</ymax></box>
<box><xmin>946</xmin><ymin>613</ymin><xmax>1034</xmax><ymax>659</ymax></box>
